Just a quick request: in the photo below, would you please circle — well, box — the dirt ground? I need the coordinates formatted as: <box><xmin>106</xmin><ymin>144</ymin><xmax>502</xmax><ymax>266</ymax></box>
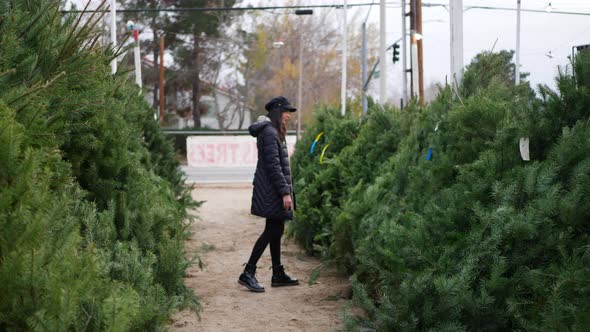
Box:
<box><xmin>169</xmin><ymin>184</ymin><xmax>353</xmax><ymax>332</ymax></box>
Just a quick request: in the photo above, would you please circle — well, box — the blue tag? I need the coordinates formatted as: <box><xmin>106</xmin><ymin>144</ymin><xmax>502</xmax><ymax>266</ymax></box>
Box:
<box><xmin>426</xmin><ymin>147</ymin><xmax>433</xmax><ymax>161</ymax></box>
<box><xmin>310</xmin><ymin>141</ymin><xmax>318</xmax><ymax>155</ymax></box>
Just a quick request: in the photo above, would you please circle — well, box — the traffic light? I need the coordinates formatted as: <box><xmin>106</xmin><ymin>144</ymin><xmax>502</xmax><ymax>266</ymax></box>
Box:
<box><xmin>392</xmin><ymin>43</ymin><xmax>400</xmax><ymax>64</ymax></box>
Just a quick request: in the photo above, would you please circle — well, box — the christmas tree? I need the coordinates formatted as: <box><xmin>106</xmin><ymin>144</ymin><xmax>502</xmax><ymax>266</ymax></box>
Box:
<box><xmin>291</xmin><ymin>49</ymin><xmax>590</xmax><ymax>330</ymax></box>
<box><xmin>0</xmin><ymin>1</ymin><xmax>198</xmax><ymax>329</ymax></box>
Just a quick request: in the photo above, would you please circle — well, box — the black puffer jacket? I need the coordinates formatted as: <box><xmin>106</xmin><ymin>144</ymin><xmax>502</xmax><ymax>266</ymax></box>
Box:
<box><xmin>249</xmin><ymin>116</ymin><xmax>296</xmax><ymax>220</ymax></box>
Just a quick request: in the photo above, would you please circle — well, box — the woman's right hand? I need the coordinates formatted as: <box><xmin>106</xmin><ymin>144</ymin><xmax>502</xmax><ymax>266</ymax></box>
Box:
<box><xmin>283</xmin><ymin>194</ymin><xmax>293</xmax><ymax>210</ymax></box>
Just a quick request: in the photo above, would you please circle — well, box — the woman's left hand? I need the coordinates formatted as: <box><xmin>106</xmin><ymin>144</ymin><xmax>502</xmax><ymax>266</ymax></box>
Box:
<box><xmin>283</xmin><ymin>194</ymin><xmax>293</xmax><ymax>210</ymax></box>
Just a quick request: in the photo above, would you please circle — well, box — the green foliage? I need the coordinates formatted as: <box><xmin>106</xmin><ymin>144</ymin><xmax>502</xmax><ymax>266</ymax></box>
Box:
<box><xmin>290</xmin><ymin>106</ymin><xmax>360</xmax><ymax>255</ymax></box>
<box><xmin>461</xmin><ymin>49</ymin><xmax>530</xmax><ymax>98</ymax></box>
<box><xmin>291</xmin><ymin>51</ymin><xmax>590</xmax><ymax>330</ymax></box>
<box><xmin>0</xmin><ymin>0</ymin><xmax>197</xmax><ymax>330</ymax></box>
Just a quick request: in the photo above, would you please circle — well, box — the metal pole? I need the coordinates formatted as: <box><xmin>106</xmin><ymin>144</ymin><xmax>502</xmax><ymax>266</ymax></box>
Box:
<box><xmin>110</xmin><ymin>0</ymin><xmax>117</xmax><ymax>74</ymax></box>
<box><xmin>410</xmin><ymin>0</ymin><xmax>418</xmax><ymax>99</ymax></box>
<box><xmin>411</xmin><ymin>38</ymin><xmax>419</xmax><ymax>99</ymax></box>
<box><xmin>133</xmin><ymin>29</ymin><xmax>142</xmax><ymax>88</ymax></box>
<box><xmin>417</xmin><ymin>0</ymin><xmax>424</xmax><ymax>106</ymax></box>
<box><xmin>401</xmin><ymin>0</ymin><xmax>408</xmax><ymax>103</ymax></box>
<box><xmin>379</xmin><ymin>0</ymin><xmax>387</xmax><ymax>104</ymax></box>
<box><xmin>515</xmin><ymin>0</ymin><xmax>521</xmax><ymax>85</ymax></box>
<box><xmin>159</xmin><ymin>36</ymin><xmax>165</xmax><ymax>126</ymax></box>
<box><xmin>297</xmin><ymin>32</ymin><xmax>303</xmax><ymax>140</ymax></box>
<box><xmin>361</xmin><ymin>22</ymin><xmax>368</xmax><ymax>115</ymax></box>
<box><xmin>341</xmin><ymin>0</ymin><xmax>347</xmax><ymax>116</ymax></box>
<box><xmin>294</xmin><ymin>9</ymin><xmax>313</xmax><ymax>136</ymax></box>
<box><xmin>450</xmin><ymin>0</ymin><xmax>464</xmax><ymax>89</ymax></box>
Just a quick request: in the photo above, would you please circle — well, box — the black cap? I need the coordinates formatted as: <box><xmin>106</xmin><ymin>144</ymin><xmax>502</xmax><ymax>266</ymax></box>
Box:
<box><xmin>265</xmin><ymin>96</ymin><xmax>297</xmax><ymax>112</ymax></box>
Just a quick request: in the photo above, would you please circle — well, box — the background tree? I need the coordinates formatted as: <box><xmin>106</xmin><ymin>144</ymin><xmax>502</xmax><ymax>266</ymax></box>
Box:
<box><xmin>168</xmin><ymin>0</ymin><xmax>238</xmax><ymax>128</ymax></box>
<box><xmin>121</xmin><ymin>0</ymin><xmax>175</xmax><ymax>108</ymax></box>
<box><xmin>461</xmin><ymin>49</ymin><xmax>530</xmax><ymax>97</ymax></box>
<box><xmin>219</xmin><ymin>18</ymin><xmax>268</xmax><ymax>130</ymax></box>
<box><xmin>232</xmin><ymin>7</ymin><xmax>377</xmax><ymax>129</ymax></box>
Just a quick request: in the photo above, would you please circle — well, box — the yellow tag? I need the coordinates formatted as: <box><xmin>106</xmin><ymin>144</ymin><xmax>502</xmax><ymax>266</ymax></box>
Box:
<box><xmin>314</xmin><ymin>132</ymin><xmax>325</xmax><ymax>142</ymax></box>
<box><xmin>320</xmin><ymin>144</ymin><xmax>330</xmax><ymax>164</ymax></box>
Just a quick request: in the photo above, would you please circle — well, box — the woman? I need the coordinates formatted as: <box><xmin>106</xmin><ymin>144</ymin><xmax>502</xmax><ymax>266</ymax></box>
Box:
<box><xmin>238</xmin><ymin>96</ymin><xmax>300</xmax><ymax>293</ymax></box>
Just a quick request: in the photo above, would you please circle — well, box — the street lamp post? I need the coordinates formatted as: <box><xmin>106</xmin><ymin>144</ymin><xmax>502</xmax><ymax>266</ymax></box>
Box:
<box><xmin>295</xmin><ymin>9</ymin><xmax>313</xmax><ymax>141</ymax></box>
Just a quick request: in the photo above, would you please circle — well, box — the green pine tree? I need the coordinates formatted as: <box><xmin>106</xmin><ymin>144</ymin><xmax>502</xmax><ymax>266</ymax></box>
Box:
<box><xmin>0</xmin><ymin>0</ymin><xmax>199</xmax><ymax>330</ymax></box>
<box><xmin>291</xmin><ymin>49</ymin><xmax>590</xmax><ymax>331</ymax></box>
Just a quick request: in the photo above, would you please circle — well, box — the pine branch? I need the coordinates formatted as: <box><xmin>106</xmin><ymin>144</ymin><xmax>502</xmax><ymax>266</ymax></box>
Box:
<box><xmin>9</xmin><ymin>71</ymin><xmax>65</xmax><ymax>107</ymax></box>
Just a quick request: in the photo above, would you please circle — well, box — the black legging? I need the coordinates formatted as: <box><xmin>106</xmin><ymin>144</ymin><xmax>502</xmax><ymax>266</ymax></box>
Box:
<box><xmin>247</xmin><ymin>218</ymin><xmax>285</xmax><ymax>267</ymax></box>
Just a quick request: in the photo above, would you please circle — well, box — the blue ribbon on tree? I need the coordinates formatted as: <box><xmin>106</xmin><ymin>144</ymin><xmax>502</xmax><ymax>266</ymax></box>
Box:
<box><xmin>310</xmin><ymin>132</ymin><xmax>325</xmax><ymax>155</ymax></box>
<box><xmin>426</xmin><ymin>147</ymin><xmax>433</xmax><ymax>161</ymax></box>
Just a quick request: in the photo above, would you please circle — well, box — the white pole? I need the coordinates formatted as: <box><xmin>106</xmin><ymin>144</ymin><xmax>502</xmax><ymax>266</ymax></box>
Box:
<box><xmin>110</xmin><ymin>0</ymin><xmax>117</xmax><ymax>74</ymax></box>
<box><xmin>515</xmin><ymin>0</ymin><xmax>521</xmax><ymax>85</ymax></box>
<box><xmin>361</xmin><ymin>22</ymin><xmax>368</xmax><ymax>115</ymax></box>
<box><xmin>297</xmin><ymin>32</ymin><xmax>303</xmax><ymax>140</ymax></box>
<box><xmin>450</xmin><ymin>0</ymin><xmax>464</xmax><ymax>88</ymax></box>
<box><xmin>341</xmin><ymin>0</ymin><xmax>347</xmax><ymax>116</ymax></box>
<box><xmin>379</xmin><ymin>0</ymin><xmax>387</xmax><ymax>104</ymax></box>
<box><xmin>411</xmin><ymin>32</ymin><xmax>418</xmax><ymax>98</ymax></box>
<box><xmin>410</xmin><ymin>0</ymin><xmax>419</xmax><ymax>98</ymax></box>
<box><xmin>134</xmin><ymin>29</ymin><xmax>142</xmax><ymax>88</ymax></box>
<box><xmin>401</xmin><ymin>0</ymin><xmax>408</xmax><ymax>103</ymax></box>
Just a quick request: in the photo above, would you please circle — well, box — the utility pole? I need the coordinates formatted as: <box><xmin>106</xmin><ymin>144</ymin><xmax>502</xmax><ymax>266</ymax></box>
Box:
<box><xmin>110</xmin><ymin>0</ymin><xmax>117</xmax><ymax>74</ymax></box>
<box><xmin>379</xmin><ymin>0</ymin><xmax>387</xmax><ymax>104</ymax></box>
<box><xmin>295</xmin><ymin>9</ymin><xmax>313</xmax><ymax>140</ymax></box>
<box><xmin>410</xmin><ymin>0</ymin><xmax>418</xmax><ymax>100</ymax></box>
<box><xmin>515</xmin><ymin>0</ymin><xmax>521</xmax><ymax>85</ymax></box>
<box><xmin>417</xmin><ymin>0</ymin><xmax>424</xmax><ymax>106</ymax></box>
<box><xmin>361</xmin><ymin>2</ymin><xmax>374</xmax><ymax>115</ymax></box>
<box><xmin>401</xmin><ymin>0</ymin><xmax>408</xmax><ymax>104</ymax></box>
<box><xmin>361</xmin><ymin>21</ymin><xmax>368</xmax><ymax>114</ymax></box>
<box><xmin>297</xmin><ymin>31</ymin><xmax>304</xmax><ymax>139</ymax></box>
<box><xmin>159</xmin><ymin>35</ymin><xmax>165</xmax><ymax>126</ymax></box>
<box><xmin>131</xmin><ymin>23</ymin><xmax>142</xmax><ymax>89</ymax></box>
<box><xmin>341</xmin><ymin>0</ymin><xmax>347</xmax><ymax>116</ymax></box>
<box><xmin>450</xmin><ymin>0</ymin><xmax>464</xmax><ymax>89</ymax></box>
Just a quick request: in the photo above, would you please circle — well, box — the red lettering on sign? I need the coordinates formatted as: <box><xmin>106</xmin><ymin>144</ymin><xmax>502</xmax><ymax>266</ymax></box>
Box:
<box><xmin>187</xmin><ymin>136</ymin><xmax>295</xmax><ymax>167</ymax></box>
<box><xmin>198</xmin><ymin>144</ymin><xmax>205</xmax><ymax>163</ymax></box>
<box><xmin>206</xmin><ymin>144</ymin><xmax>215</xmax><ymax>164</ymax></box>
<box><xmin>187</xmin><ymin>149</ymin><xmax>195</xmax><ymax>161</ymax></box>
<box><xmin>217</xmin><ymin>144</ymin><xmax>227</xmax><ymax>164</ymax></box>
<box><xmin>242</xmin><ymin>143</ymin><xmax>254</xmax><ymax>164</ymax></box>
<box><xmin>251</xmin><ymin>142</ymin><xmax>258</xmax><ymax>164</ymax></box>
<box><xmin>228</xmin><ymin>144</ymin><xmax>239</xmax><ymax>164</ymax></box>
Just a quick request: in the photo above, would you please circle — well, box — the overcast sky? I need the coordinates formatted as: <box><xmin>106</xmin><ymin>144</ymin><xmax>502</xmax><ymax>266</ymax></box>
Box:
<box><xmin>387</xmin><ymin>0</ymin><xmax>590</xmax><ymax>91</ymax></box>
<box><xmin>241</xmin><ymin>0</ymin><xmax>590</xmax><ymax>100</ymax></box>
<box><xmin>66</xmin><ymin>0</ymin><xmax>590</xmax><ymax>101</ymax></box>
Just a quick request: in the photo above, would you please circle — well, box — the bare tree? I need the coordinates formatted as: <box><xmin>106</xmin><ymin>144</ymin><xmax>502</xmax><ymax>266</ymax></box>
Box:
<box><xmin>231</xmin><ymin>7</ymin><xmax>378</xmax><ymax>127</ymax></box>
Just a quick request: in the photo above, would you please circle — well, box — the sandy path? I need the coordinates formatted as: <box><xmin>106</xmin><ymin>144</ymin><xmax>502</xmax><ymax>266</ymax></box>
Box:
<box><xmin>169</xmin><ymin>184</ymin><xmax>352</xmax><ymax>332</ymax></box>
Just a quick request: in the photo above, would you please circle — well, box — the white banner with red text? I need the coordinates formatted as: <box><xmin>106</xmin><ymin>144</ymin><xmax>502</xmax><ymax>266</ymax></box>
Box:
<box><xmin>187</xmin><ymin>135</ymin><xmax>296</xmax><ymax>167</ymax></box>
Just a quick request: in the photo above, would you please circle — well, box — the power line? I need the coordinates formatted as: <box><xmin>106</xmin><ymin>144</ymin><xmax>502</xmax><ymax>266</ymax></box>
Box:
<box><xmin>464</xmin><ymin>5</ymin><xmax>590</xmax><ymax>16</ymax></box>
<box><xmin>395</xmin><ymin>2</ymin><xmax>590</xmax><ymax>16</ymax></box>
<box><xmin>363</xmin><ymin>0</ymin><xmax>376</xmax><ymax>23</ymax></box>
<box><xmin>60</xmin><ymin>2</ymin><xmax>397</xmax><ymax>14</ymax></box>
<box><xmin>61</xmin><ymin>1</ymin><xmax>590</xmax><ymax>16</ymax></box>
<box><xmin>420</xmin><ymin>2</ymin><xmax>590</xmax><ymax>16</ymax></box>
